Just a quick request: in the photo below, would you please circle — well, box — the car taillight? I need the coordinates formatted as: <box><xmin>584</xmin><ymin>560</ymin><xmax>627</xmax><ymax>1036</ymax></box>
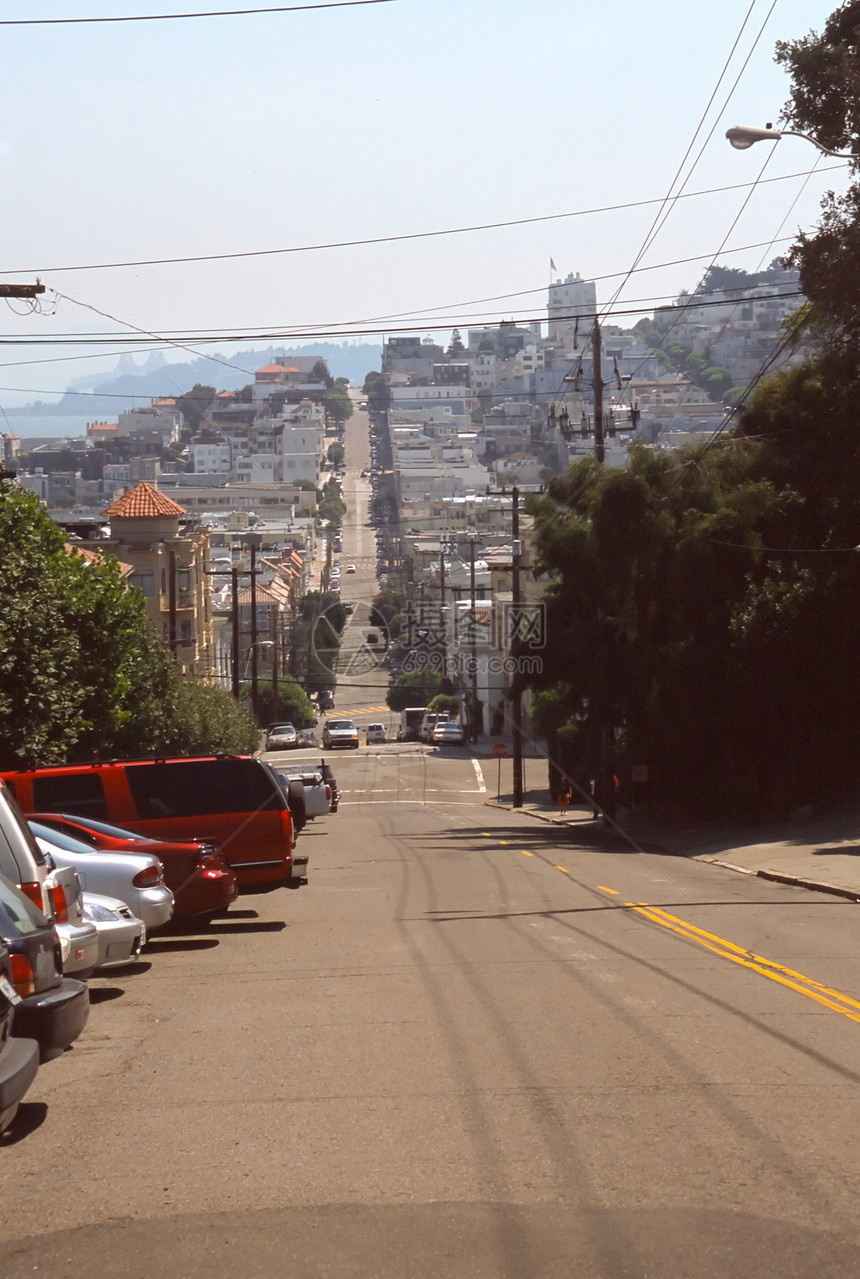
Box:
<box><xmin>19</xmin><ymin>880</ymin><xmax>43</xmax><ymax>912</ymax></box>
<box><xmin>52</xmin><ymin>882</ymin><xmax>69</xmax><ymax>923</ymax></box>
<box><xmin>133</xmin><ymin>863</ymin><xmax>164</xmax><ymax>888</ymax></box>
<box><xmin>10</xmin><ymin>953</ymin><xmax>36</xmax><ymax>999</ymax></box>
<box><xmin>325</xmin><ymin>785</ymin><xmax>332</xmax><ymax>802</ymax></box>
<box><xmin>195</xmin><ymin>845</ymin><xmax>223</xmax><ymax>869</ymax></box>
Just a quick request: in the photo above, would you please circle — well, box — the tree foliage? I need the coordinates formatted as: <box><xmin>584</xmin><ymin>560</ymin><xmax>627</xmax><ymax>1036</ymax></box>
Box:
<box><xmin>524</xmin><ymin>403</ymin><xmax>860</xmax><ymax>819</ymax></box>
<box><xmin>0</xmin><ymin>483</ymin><xmax>259</xmax><ymax>767</ymax></box>
<box><xmin>176</xmin><ymin>383</ymin><xmax>216</xmax><ymax>433</ymax></box>
<box><xmin>386</xmin><ymin>669</ymin><xmax>450</xmax><ymax>712</ymax></box>
<box><xmin>777</xmin><ymin>4</ymin><xmax>860</xmax><ymax>345</ymax></box>
<box><xmin>326</xmin><ymin>382</ymin><xmax>353</xmax><ymax>423</ymax></box>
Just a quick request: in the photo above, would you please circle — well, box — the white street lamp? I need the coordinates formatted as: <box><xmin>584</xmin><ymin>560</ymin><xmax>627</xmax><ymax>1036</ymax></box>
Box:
<box><xmin>726</xmin><ymin>123</ymin><xmax>860</xmax><ymax>160</ymax></box>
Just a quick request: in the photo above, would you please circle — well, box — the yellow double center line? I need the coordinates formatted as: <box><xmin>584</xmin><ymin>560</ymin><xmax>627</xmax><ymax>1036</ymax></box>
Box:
<box><xmin>626</xmin><ymin>899</ymin><xmax>860</xmax><ymax>1025</ymax></box>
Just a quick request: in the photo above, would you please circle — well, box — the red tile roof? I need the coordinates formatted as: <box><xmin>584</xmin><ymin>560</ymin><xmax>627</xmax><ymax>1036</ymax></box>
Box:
<box><xmin>103</xmin><ymin>481</ymin><xmax>186</xmax><ymax>519</ymax></box>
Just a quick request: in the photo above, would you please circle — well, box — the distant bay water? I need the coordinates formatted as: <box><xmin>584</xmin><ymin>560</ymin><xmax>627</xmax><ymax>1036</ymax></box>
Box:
<box><xmin>3</xmin><ymin>413</ymin><xmax>95</xmax><ymax>440</ymax></box>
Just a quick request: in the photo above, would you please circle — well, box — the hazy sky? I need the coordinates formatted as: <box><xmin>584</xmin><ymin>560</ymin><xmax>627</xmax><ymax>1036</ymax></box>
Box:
<box><xmin>0</xmin><ymin>0</ymin><xmax>848</xmax><ymax>406</ymax></box>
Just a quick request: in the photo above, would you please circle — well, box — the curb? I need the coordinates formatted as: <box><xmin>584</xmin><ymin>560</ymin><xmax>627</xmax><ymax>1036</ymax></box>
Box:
<box><xmin>487</xmin><ymin>801</ymin><xmax>860</xmax><ymax>902</ymax></box>
<box><xmin>483</xmin><ymin>799</ymin><xmax>566</xmax><ymax>826</ymax></box>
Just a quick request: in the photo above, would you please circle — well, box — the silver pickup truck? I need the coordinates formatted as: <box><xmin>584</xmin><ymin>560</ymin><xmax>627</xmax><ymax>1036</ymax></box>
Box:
<box><xmin>277</xmin><ymin>766</ymin><xmax>335</xmax><ymax>821</ymax></box>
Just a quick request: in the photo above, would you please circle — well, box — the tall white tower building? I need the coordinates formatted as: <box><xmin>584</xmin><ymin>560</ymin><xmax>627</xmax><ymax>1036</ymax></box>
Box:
<box><xmin>548</xmin><ymin>272</ymin><xmax>597</xmax><ymax>343</ymax></box>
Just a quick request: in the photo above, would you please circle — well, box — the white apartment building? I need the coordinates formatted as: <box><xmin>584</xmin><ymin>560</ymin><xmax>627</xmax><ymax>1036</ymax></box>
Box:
<box><xmin>390</xmin><ymin>385</ymin><xmax>475</xmax><ymax>415</ymax></box>
<box><xmin>115</xmin><ymin>407</ymin><xmax>181</xmax><ymax>442</ymax></box>
<box><xmin>191</xmin><ymin>439</ymin><xmax>232</xmax><ymax>474</ymax></box>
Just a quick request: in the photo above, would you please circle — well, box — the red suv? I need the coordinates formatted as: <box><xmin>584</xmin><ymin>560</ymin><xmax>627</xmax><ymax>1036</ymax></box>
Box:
<box><xmin>2</xmin><ymin>756</ymin><xmax>298</xmax><ymax>889</ymax></box>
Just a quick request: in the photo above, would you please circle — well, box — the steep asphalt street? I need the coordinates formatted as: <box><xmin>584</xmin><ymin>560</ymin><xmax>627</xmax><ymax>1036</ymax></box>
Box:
<box><xmin>2</xmin><ymin>746</ymin><xmax>859</xmax><ymax>1277</ymax></box>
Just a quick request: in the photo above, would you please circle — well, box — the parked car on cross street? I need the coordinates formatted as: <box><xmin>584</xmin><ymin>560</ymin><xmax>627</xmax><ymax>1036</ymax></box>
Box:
<box><xmin>322</xmin><ymin>719</ymin><xmax>359</xmax><ymax>750</ymax></box>
<box><xmin>420</xmin><ymin>712</ymin><xmax>449</xmax><ymax>743</ymax></box>
<box><xmin>265</xmin><ymin>723</ymin><xmax>299</xmax><ymax>751</ymax></box>
<box><xmin>432</xmin><ymin>721</ymin><xmax>466</xmax><ymax>747</ymax></box>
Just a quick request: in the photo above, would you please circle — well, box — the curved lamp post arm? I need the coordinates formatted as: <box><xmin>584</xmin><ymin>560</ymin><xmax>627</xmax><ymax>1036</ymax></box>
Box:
<box><xmin>726</xmin><ymin>124</ymin><xmax>860</xmax><ymax>160</ymax></box>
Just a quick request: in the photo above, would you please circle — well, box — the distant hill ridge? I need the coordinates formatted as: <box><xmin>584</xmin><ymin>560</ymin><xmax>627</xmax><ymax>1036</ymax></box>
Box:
<box><xmin>15</xmin><ymin>342</ymin><xmax>383</xmax><ymax>417</ymax></box>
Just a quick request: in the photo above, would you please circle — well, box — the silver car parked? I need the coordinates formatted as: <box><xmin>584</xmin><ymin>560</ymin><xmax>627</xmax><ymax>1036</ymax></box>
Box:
<box><xmin>29</xmin><ymin>823</ymin><xmax>174</xmax><ymax>932</ymax></box>
<box><xmin>82</xmin><ymin>894</ymin><xmax>145</xmax><ymax>970</ymax></box>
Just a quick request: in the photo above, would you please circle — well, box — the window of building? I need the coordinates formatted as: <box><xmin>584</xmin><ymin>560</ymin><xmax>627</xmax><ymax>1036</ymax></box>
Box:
<box><xmin>131</xmin><ymin>571</ymin><xmax>155</xmax><ymax>597</ymax></box>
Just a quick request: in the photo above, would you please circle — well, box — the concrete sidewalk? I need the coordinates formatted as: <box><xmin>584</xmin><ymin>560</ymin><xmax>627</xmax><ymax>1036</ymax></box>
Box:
<box><xmin>483</xmin><ymin>779</ymin><xmax>860</xmax><ymax>903</ymax></box>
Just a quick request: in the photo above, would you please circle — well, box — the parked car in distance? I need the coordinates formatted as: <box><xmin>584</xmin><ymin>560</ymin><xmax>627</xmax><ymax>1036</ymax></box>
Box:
<box><xmin>81</xmin><ymin>894</ymin><xmax>145</xmax><ymax>969</ymax></box>
<box><xmin>29</xmin><ymin>824</ymin><xmax>174</xmax><ymax>933</ymax></box>
<box><xmin>432</xmin><ymin>721</ymin><xmax>466</xmax><ymax>746</ymax></box>
<box><xmin>365</xmin><ymin>724</ymin><xmax>387</xmax><ymax>745</ymax></box>
<box><xmin>0</xmin><ymin>872</ymin><xmax>89</xmax><ymax>1063</ymax></box>
<box><xmin>420</xmin><ymin>712</ymin><xmax>449</xmax><ymax>743</ymax></box>
<box><xmin>265</xmin><ymin>723</ymin><xmax>298</xmax><ymax>751</ymax></box>
<box><xmin>316</xmin><ymin>690</ymin><xmax>335</xmax><ymax>711</ymax></box>
<box><xmin>346</xmin><ymin>564</ymin><xmax>356</xmax><ymax>574</ymax></box>
<box><xmin>322</xmin><ymin>719</ymin><xmax>359</xmax><ymax>750</ymax></box>
<box><xmin>0</xmin><ymin>936</ymin><xmax>40</xmax><ymax>1135</ymax></box>
<box><xmin>28</xmin><ymin>814</ymin><xmax>237</xmax><ymax>922</ymax></box>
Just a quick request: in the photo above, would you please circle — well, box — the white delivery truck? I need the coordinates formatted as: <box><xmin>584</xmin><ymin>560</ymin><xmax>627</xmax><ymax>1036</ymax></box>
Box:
<box><xmin>399</xmin><ymin>707</ymin><xmax>427</xmax><ymax>742</ymax></box>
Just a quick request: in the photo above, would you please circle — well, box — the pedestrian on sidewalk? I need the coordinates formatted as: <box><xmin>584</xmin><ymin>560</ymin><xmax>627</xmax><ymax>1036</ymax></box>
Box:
<box><xmin>558</xmin><ymin>783</ymin><xmax>572</xmax><ymax>817</ymax></box>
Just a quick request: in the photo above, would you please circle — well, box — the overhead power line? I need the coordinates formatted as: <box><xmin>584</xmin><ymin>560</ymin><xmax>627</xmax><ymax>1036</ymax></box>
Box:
<box><xmin>0</xmin><ymin>289</ymin><xmax>804</xmax><ymax>366</ymax></box>
<box><xmin>0</xmin><ymin>166</ymin><xmax>843</xmax><ymax>277</ymax></box>
<box><xmin>0</xmin><ymin>0</ymin><xmax>398</xmax><ymax>25</ymax></box>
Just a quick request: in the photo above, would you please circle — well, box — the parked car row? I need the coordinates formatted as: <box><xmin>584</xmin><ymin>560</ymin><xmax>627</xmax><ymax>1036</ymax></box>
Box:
<box><xmin>0</xmin><ymin>751</ymin><xmax>326</xmax><ymax>1134</ymax></box>
<box><xmin>0</xmin><ymin>780</ymin><xmax>93</xmax><ymax>1131</ymax></box>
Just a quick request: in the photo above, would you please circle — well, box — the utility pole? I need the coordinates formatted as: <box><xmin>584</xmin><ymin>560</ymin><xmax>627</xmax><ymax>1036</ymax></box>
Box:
<box><xmin>468</xmin><ymin>534</ymin><xmax>480</xmax><ymax>741</ymax></box>
<box><xmin>231</xmin><ymin>567</ymin><xmax>240</xmax><ymax>698</ymax></box>
<box><xmin>439</xmin><ymin>535</ymin><xmax>448</xmax><ymax>678</ymax></box>
<box><xmin>250</xmin><ymin>541</ymin><xmax>259</xmax><ymax>720</ymax></box>
<box><xmin>511</xmin><ymin>487</ymin><xmax>523</xmax><ymax>808</ymax></box>
<box><xmin>592</xmin><ymin>318</ymin><xmax>605</xmax><ymax>464</ymax></box>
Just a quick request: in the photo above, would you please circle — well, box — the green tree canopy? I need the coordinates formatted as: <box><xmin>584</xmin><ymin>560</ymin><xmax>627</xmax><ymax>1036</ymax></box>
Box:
<box><xmin>776</xmin><ymin>4</ymin><xmax>860</xmax><ymax>345</ymax></box>
<box><xmin>447</xmin><ymin>328</ymin><xmax>466</xmax><ymax>357</ymax></box>
<box><xmin>386</xmin><ymin>669</ymin><xmax>447</xmax><ymax>712</ymax></box>
<box><xmin>326</xmin><ymin>382</ymin><xmax>354</xmax><ymax>424</ymax></box>
<box><xmin>176</xmin><ymin>383</ymin><xmax>216</xmax><ymax>433</ymax></box>
<box><xmin>0</xmin><ymin>483</ymin><xmax>259</xmax><ymax>766</ymax></box>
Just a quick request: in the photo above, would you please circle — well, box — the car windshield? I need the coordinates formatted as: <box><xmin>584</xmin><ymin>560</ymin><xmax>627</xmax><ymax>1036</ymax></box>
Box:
<box><xmin>328</xmin><ymin>721</ymin><xmax>355</xmax><ymax>731</ymax></box>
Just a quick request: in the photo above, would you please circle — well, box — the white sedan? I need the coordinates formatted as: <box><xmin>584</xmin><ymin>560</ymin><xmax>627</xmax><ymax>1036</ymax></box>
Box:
<box><xmin>432</xmin><ymin>721</ymin><xmax>466</xmax><ymax>746</ymax></box>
